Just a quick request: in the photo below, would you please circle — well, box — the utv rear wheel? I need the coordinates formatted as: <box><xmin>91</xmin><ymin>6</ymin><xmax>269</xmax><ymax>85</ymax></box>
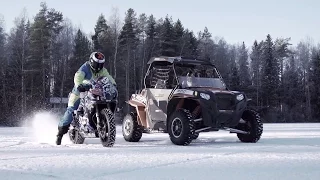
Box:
<box><xmin>236</xmin><ymin>109</ymin><xmax>263</xmax><ymax>143</ymax></box>
<box><xmin>168</xmin><ymin>109</ymin><xmax>195</xmax><ymax>146</ymax></box>
<box><xmin>69</xmin><ymin>129</ymin><xmax>85</xmax><ymax>144</ymax></box>
<box><xmin>122</xmin><ymin>113</ymin><xmax>143</xmax><ymax>142</ymax></box>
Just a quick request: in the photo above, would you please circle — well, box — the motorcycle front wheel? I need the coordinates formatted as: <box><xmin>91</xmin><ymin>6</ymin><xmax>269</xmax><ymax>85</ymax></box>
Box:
<box><xmin>97</xmin><ymin>108</ymin><xmax>116</xmax><ymax>147</ymax></box>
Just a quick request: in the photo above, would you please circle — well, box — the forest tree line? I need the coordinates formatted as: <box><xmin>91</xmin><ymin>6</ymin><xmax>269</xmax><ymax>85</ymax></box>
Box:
<box><xmin>0</xmin><ymin>2</ymin><xmax>320</xmax><ymax>126</ymax></box>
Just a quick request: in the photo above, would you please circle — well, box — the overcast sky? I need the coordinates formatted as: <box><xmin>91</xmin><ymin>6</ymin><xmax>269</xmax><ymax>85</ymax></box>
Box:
<box><xmin>0</xmin><ymin>0</ymin><xmax>319</xmax><ymax>46</ymax></box>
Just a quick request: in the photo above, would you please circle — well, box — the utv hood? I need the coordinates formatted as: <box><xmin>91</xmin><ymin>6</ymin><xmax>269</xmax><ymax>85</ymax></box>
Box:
<box><xmin>189</xmin><ymin>87</ymin><xmax>247</xmax><ymax>128</ymax></box>
<box><xmin>191</xmin><ymin>87</ymin><xmax>241</xmax><ymax>95</ymax></box>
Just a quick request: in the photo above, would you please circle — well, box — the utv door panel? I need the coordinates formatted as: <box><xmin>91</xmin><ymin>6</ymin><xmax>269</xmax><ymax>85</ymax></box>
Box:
<box><xmin>146</xmin><ymin>88</ymin><xmax>172</xmax><ymax>122</ymax></box>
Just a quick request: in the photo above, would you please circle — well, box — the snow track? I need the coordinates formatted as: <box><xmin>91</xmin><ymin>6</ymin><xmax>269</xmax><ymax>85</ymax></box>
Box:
<box><xmin>1</xmin><ymin>123</ymin><xmax>320</xmax><ymax>179</ymax></box>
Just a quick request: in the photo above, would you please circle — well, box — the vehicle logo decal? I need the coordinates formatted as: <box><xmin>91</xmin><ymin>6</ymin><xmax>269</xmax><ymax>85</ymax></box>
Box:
<box><xmin>173</xmin><ymin>89</ymin><xmax>194</xmax><ymax>96</ymax></box>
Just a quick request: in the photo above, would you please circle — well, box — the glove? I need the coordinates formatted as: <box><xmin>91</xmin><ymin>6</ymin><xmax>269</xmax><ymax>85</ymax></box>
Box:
<box><xmin>77</xmin><ymin>84</ymin><xmax>92</xmax><ymax>92</ymax></box>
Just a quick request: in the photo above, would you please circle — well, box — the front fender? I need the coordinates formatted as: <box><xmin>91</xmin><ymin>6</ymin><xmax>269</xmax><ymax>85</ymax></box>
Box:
<box><xmin>126</xmin><ymin>98</ymin><xmax>147</xmax><ymax>127</ymax></box>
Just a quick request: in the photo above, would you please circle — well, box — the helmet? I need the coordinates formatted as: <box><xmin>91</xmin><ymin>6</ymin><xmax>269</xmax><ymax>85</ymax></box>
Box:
<box><xmin>89</xmin><ymin>52</ymin><xmax>105</xmax><ymax>73</ymax></box>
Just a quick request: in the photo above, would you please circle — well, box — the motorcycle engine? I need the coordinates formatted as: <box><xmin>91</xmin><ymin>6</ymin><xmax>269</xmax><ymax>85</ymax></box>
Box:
<box><xmin>79</xmin><ymin>115</ymin><xmax>88</xmax><ymax>125</ymax></box>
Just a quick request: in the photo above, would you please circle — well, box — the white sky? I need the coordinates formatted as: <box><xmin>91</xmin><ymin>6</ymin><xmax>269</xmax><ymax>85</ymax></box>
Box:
<box><xmin>0</xmin><ymin>0</ymin><xmax>319</xmax><ymax>46</ymax></box>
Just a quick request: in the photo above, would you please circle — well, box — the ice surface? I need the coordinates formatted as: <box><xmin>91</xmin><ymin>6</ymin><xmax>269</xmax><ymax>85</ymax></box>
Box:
<box><xmin>0</xmin><ymin>112</ymin><xmax>319</xmax><ymax>179</ymax></box>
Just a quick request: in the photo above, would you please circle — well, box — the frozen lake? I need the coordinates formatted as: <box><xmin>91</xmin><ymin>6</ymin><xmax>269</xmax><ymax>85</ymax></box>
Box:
<box><xmin>0</xmin><ymin>112</ymin><xmax>319</xmax><ymax>179</ymax></box>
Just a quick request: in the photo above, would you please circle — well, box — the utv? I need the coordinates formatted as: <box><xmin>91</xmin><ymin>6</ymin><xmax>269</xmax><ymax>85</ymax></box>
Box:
<box><xmin>122</xmin><ymin>56</ymin><xmax>263</xmax><ymax>146</ymax></box>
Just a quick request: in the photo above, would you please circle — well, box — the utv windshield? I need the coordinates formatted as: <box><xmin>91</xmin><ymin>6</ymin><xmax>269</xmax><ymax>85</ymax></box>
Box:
<box><xmin>175</xmin><ymin>64</ymin><xmax>227</xmax><ymax>89</ymax></box>
<box><xmin>178</xmin><ymin>76</ymin><xmax>227</xmax><ymax>89</ymax></box>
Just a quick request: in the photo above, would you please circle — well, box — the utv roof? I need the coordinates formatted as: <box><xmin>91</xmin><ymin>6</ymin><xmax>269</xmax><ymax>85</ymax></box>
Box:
<box><xmin>147</xmin><ymin>56</ymin><xmax>214</xmax><ymax>66</ymax></box>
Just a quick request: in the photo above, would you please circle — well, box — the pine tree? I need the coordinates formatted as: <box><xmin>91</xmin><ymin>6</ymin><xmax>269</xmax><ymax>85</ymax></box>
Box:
<box><xmin>179</xmin><ymin>29</ymin><xmax>198</xmax><ymax>58</ymax></box>
<box><xmin>214</xmin><ymin>39</ymin><xmax>229</xmax><ymax>81</ymax></box>
<box><xmin>229</xmin><ymin>46</ymin><xmax>240</xmax><ymax>90</ymax></box>
<box><xmin>146</xmin><ymin>14</ymin><xmax>157</xmax><ymax>58</ymax></box>
<box><xmin>187</xmin><ymin>31</ymin><xmax>199</xmax><ymax>57</ymax></box>
<box><xmin>118</xmin><ymin>8</ymin><xmax>139</xmax><ymax>111</ymax></box>
<box><xmin>160</xmin><ymin>15</ymin><xmax>176</xmax><ymax>56</ymax></box>
<box><xmin>137</xmin><ymin>13</ymin><xmax>148</xmax><ymax>89</ymax></box>
<box><xmin>153</xmin><ymin>17</ymin><xmax>164</xmax><ymax>56</ymax></box>
<box><xmin>70</xmin><ymin>29</ymin><xmax>91</xmax><ymax>68</ymax></box>
<box><xmin>119</xmin><ymin>9</ymin><xmax>138</xmax><ymax>46</ymax></box>
<box><xmin>64</xmin><ymin>29</ymin><xmax>91</xmax><ymax>93</ymax></box>
<box><xmin>92</xmin><ymin>14</ymin><xmax>108</xmax><ymax>52</ymax></box>
<box><xmin>0</xmin><ymin>17</ymin><xmax>8</xmax><ymax>124</ymax></box>
<box><xmin>46</xmin><ymin>6</ymin><xmax>63</xmax><ymax>98</ymax></box>
<box><xmin>238</xmin><ymin>42</ymin><xmax>251</xmax><ymax>89</ymax></box>
<box><xmin>91</xmin><ymin>14</ymin><xmax>113</xmax><ymax>72</ymax></box>
<box><xmin>310</xmin><ymin>50</ymin><xmax>320</xmax><ymax>120</ymax></box>
<box><xmin>28</xmin><ymin>3</ymin><xmax>48</xmax><ymax>105</ymax></box>
<box><xmin>146</xmin><ymin>15</ymin><xmax>156</xmax><ymax>41</ymax></box>
<box><xmin>173</xmin><ymin>19</ymin><xmax>184</xmax><ymax>54</ymax></box>
<box><xmin>28</xmin><ymin>2</ymin><xmax>63</xmax><ymax>109</ymax></box>
<box><xmin>261</xmin><ymin>34</ymin><xmax>279</xmax><ymax>107</ymax></box>
<box><xmin>250</xmin><ymin>40</ymin><xmax>263</xmax><ymax>107</ymax></box>
<box><xmin>250</xmin><ymin>41</ymin><xmax>261</xmax><ymax>86</ymax></box>
<box><xmin>198</xmin><ymin>27</ymin><xmax>212</xmax><ymax>60</ymax></box>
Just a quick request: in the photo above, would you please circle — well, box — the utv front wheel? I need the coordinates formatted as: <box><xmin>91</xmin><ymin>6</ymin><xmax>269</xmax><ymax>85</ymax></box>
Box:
<box><xmin>236</xmin><ymin>109</ymin><xmax>263</xmax><ymax>143</ymax></box>
<box><xmin>122</xmin><ymin>113</ymin><xmax>143</xmax><ymax>142</ymax></box>
<box><xmin>168</xmin><ymin>109</ymin><xmax>195</xmax><ymax>146</ymax></box>
<box><xmin>192</xmin><ymin>132</ymin><xmax>199</xmax><ymax>140</ymax></box>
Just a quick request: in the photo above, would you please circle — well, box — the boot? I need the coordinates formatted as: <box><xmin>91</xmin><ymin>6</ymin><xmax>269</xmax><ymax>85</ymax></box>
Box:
<box><xmin>56</xmin><ymin>125</ymin><xmax>69</xmax><ymax>145</ymax></box>
<box><xmin>56</xmin><ymin>135</ymin><xmax>63</xmax><ymax>145</ymax></box>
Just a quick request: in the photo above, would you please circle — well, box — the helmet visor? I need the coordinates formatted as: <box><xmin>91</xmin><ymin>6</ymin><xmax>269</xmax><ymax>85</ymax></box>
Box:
<box><xmin>91</xmin><ymin>60</ymin><xmax>104</xmax><ymax>71</ymax></box>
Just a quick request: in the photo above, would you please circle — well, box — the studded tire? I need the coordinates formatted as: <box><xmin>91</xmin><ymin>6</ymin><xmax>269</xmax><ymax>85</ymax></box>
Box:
<box><xmin>122</xmin><ymin>113</ymin><xmax>143</xmax><ymax>142</ymax></box>
<box><xmin>236</xmin><ymin>109</ymin><xmax>263</xmax><ymax>143</ymax></box>
<box><xmin>168</xmin><ymin>109</ymin><xmax>195</xmax><ymax>146</ymax></box>
<box><xmin>69</xmin><ymin>129</ymin><xmax>85</xmax><ymax>144</ymax></box>
<box><xmin>192</xmin><ymin>132</ymin><xmax>199</xmax><ymax>140</ymax></box>
<box><xmin>98</xmin><ymin>108</ymin><xmax>116</xmax><ymax>147</ymax></box>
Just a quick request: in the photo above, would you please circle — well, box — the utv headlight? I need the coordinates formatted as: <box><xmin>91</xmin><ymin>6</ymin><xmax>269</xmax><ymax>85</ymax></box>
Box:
<box><xmin>236</xmin><ymin>94</ymin><xmax>244</xmax><ymax>101</ymax></box>
<box><xmin>200</xmin><ymin>93</ymin><xmax>210</xmax><ymax>100</ymax></box>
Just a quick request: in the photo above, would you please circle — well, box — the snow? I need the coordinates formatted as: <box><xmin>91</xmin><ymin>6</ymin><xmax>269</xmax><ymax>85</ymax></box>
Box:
<box><xmin>0</xmin><ymin>112</ymin><xmax>320</xmax><ymax>180</ymax></box>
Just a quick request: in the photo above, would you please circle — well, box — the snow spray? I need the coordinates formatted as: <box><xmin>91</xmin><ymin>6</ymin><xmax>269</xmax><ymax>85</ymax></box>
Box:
<box><xmin>25</xmin><ymin>111</ymin><xmax>72</xmax><ymax>145</ymax></box>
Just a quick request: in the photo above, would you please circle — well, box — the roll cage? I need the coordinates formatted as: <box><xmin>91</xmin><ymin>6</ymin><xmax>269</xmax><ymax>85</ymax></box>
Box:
<box><xmin>143</xmin><ymin>56</ymin><xmax>225</xmax><ymax>89</ymax></box>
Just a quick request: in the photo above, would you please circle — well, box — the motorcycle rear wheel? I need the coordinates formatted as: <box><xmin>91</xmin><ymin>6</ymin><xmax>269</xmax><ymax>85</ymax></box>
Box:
<box><xmin>69</xmin><ymin>128</ymin><xmax>85</xmax><ymax>144</ymax></box>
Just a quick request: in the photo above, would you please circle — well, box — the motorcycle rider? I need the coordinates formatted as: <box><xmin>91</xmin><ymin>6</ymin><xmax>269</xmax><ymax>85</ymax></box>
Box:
<box><xmin>56</xmin><ymin>51</ymin><xmax>116</xmax><ymax>145</ymax></box>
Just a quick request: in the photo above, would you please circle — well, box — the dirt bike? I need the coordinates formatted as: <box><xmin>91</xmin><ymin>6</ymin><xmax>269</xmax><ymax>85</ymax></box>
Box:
<box><xmin>68</xmin><ymin>76</ymin><xmax>118</xmax><ymax>147</ymax></box>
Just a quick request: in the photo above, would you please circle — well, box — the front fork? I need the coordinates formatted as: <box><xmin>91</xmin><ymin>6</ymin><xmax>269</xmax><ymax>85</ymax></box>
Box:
<box><xmin>95</xmin><ymin>105</ymin><xmax>102</xmax><ymax>129</ymax></box>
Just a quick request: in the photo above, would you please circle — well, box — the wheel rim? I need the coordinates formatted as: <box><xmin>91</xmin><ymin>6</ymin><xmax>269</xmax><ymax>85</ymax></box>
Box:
<box><xmin>171</xmin><ymin>118</ymin><xmax>183</xmax><ymax>138</ymax></box>
<box><xmin>241</xmin><ymin>114</ymin><xmax>252</xmax><ymax>133</ymax></box>
<box><xmin>243</xmin><ymin>115</ymin><xmax>252</xmax><ymax>128</ymax></box>
<box><xmin>69</xmin><ymin>129</ymin><xmax>77</xmax><ymax>142</ymax></box>
<box><xmin>123</xmin><ymin>118</ymin><xmax>132</xmax><ymax>136</ymax></box>
<box><xmin>99</xmin><ymin>115</ymin><xmax>109</xmax><ymax>138</ymax></box>
<box><xmin>246</xmin><ymin>121</ymin><xmax>252</xmax><ymax>132</ymax></box>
